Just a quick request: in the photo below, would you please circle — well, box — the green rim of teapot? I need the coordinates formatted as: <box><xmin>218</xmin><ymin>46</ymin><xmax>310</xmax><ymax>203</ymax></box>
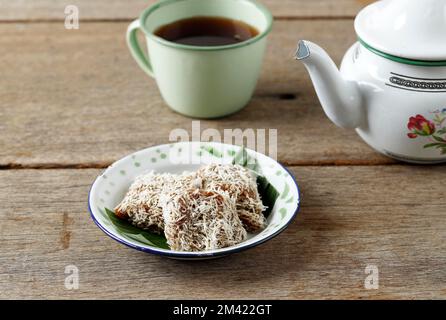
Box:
<box><xmin>358</xmin><ymin>38</ymin><xmax>446</xmax><ymax>67</ymax></box>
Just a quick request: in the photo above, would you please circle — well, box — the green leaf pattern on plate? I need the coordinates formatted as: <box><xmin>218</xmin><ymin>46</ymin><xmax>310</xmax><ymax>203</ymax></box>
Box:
<box><xmin>200</xmin><ymin>145</ymin><xmax>223</xmax><ymax>158</ymax></box>
<box><xmin>280</xmin><ymin>183</ymin><xmax>290</xmax><ymax>199</ymax></box>
<box><xmin>279</xmin><ymin>208</ymin><xmax>287</xmax><ymax>220</ymax></box>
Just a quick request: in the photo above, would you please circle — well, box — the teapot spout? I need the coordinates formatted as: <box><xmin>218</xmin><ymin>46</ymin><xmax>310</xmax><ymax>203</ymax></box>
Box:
<box><xmin>296</xmin><ymin>40</ymin><xmax>363</xmax><ymax>129</ymax></box>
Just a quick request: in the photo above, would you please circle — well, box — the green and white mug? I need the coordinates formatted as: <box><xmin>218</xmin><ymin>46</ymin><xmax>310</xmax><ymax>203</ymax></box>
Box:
<box><xmin>126</xmin><ymin>0</ymin><xmax>273</xmax><ymax>118</ymax></box>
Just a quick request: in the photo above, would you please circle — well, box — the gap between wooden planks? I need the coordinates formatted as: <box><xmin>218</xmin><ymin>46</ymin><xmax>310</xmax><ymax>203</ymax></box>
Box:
<box><xmin>0</xmin><ymin>160</ymin><xmax>400</xmax><ymax>170</ymax></box>
<box><xmin>0</xmin><ymin>0</ymin><xmax>374</xmax><ymax>21</ymax></box>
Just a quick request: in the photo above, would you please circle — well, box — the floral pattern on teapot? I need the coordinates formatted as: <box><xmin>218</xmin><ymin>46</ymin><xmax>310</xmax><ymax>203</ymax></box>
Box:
<box><xmin>407</xmin><ymin>109</ymin><xmax>446</xmax><ymax>155</ymax></box>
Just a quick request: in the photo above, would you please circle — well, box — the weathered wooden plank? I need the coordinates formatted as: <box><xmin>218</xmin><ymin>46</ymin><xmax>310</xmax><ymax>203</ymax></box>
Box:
<box><xmin>0</xmin><ymin>166</ymin><xmax>444</xmax><ymax>299</ymax></box>
<box><xmin>0</xmin><ymin>20</ymin><xmax>394</xmax><ymax>167</ymax></box>
<box><xmin>0</xmin><ymin>0</ymin><xmax>374</xmax><ymax>21</ymax></box>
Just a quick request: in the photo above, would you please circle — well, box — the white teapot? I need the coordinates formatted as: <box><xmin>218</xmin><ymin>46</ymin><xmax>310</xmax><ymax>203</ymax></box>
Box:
<box><xmin>296</xmin><ymin>0</ymin><xmax>446</xmax><ymax>164</ymax></box>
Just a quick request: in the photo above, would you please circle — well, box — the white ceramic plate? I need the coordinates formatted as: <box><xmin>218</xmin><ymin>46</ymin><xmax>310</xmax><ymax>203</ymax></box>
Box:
<box><xmin>88</xmin><ymin>142</ymin><xmax>300</xmax><ymax>259</ymax></box>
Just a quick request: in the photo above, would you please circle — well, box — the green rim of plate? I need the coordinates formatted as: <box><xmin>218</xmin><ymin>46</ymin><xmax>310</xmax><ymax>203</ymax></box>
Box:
<box><xmin>139</xmin><ymin>0</ymin><xmax>273</xmax><ymax>51</ymax></box>
<box><xmin>358</xmin><ymin>38</ymin><xmax>446</xmax><ymax>67</ymax></box>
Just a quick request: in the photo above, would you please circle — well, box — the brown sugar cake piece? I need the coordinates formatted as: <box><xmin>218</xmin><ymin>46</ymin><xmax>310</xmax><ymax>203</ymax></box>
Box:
<box><xmin>197</xmin><ymin>164</ymin><xmax>266</xmax><ymax>232</ymax></box>
<box><xmin>114</xmin><ymin>171</ymin><xmax>196</xmax><ymax>234</ymax></box>
<box><xmin>161</xmin><ymin>189</ymin><xmax>247</xmax><ymax>252</ymax></box>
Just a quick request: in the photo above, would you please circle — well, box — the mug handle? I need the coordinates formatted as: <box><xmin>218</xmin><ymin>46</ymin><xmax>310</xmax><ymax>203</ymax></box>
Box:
<box><xmin>126</xmin><ymin>19</ymin><xmax>154</xmax><ymax>78</ymax></box>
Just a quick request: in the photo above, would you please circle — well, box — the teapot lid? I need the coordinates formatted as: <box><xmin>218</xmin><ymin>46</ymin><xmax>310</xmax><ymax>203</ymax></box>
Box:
<box><xmin>355</xmin><ymin>0</ymin><xmax>446</xmax><ymax>63</ymax></box>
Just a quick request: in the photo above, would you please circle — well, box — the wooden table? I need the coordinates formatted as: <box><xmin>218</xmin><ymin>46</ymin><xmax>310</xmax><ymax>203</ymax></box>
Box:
<box><xmin>1</xmin><ymin>0</ymin><xmax>445</xmax><ymax>299</ymax></box>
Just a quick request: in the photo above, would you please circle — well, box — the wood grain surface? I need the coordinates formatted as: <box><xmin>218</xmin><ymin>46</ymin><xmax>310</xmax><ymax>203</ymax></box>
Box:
<box><xmin>0</xmin><ymin>0</ymin><xmax>374</xmax><ymax>21</ymax></box>
<box><xmin>1</xmin><ymin>0</ymin><xmax>445</xmax><ymax>300</ymax></box>
<box><xmin>0</xmin><ymin>20</ymin><xmax>393</xmax><ymax>167</ymax></box>
<box><xmin>0</xmin><ymin>166</ymin><xmax>444</xmax><ymax>299</ymax></box>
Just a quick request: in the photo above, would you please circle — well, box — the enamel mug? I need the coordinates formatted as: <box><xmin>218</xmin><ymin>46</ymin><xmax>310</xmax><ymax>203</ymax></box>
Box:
<box><xmin>127</xmin><ymin>0</ymin><xmax>273</xmax><ymax>118</ymax></box>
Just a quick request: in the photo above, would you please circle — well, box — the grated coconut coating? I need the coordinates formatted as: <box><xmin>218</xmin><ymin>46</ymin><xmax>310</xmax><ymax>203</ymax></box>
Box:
<box><xmin>161</xmin><ymin>189</ymin><xmax>247</xmax><ymax>252</ymax></box>
<box><xmin>197</xmin><ymin>164</ymin><xmax>266</xmax><ymax>232</ymax></box>
<box><xmin>114</xmin><ymin>164</ymin><xmax>266</xmax><ymax>251</ymax></box>
<box><xmin>114</xmin><ymin>171</ymin><xmax>196</xmax><ymax>234</ymax></box>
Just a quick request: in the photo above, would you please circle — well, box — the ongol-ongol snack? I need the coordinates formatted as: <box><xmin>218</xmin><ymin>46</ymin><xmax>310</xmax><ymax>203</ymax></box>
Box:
<box><xmin>161</xmin><ymin>189</ymin><xmax>247</xmax><ymax>252</ymax></box>
<box><xmin>197</xmin><ymin>164</ymin><xmax>266</xmax><ymax>232</ymax></box>
<box><xmin>114</xmin><ymin>171</ymin><xmax>196</xmax><ymax>234</ymax></box>
<box><xmin>114</xmin><ymin>163</ymin><xmax>267</xmax><ymax>251</ymax></box>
